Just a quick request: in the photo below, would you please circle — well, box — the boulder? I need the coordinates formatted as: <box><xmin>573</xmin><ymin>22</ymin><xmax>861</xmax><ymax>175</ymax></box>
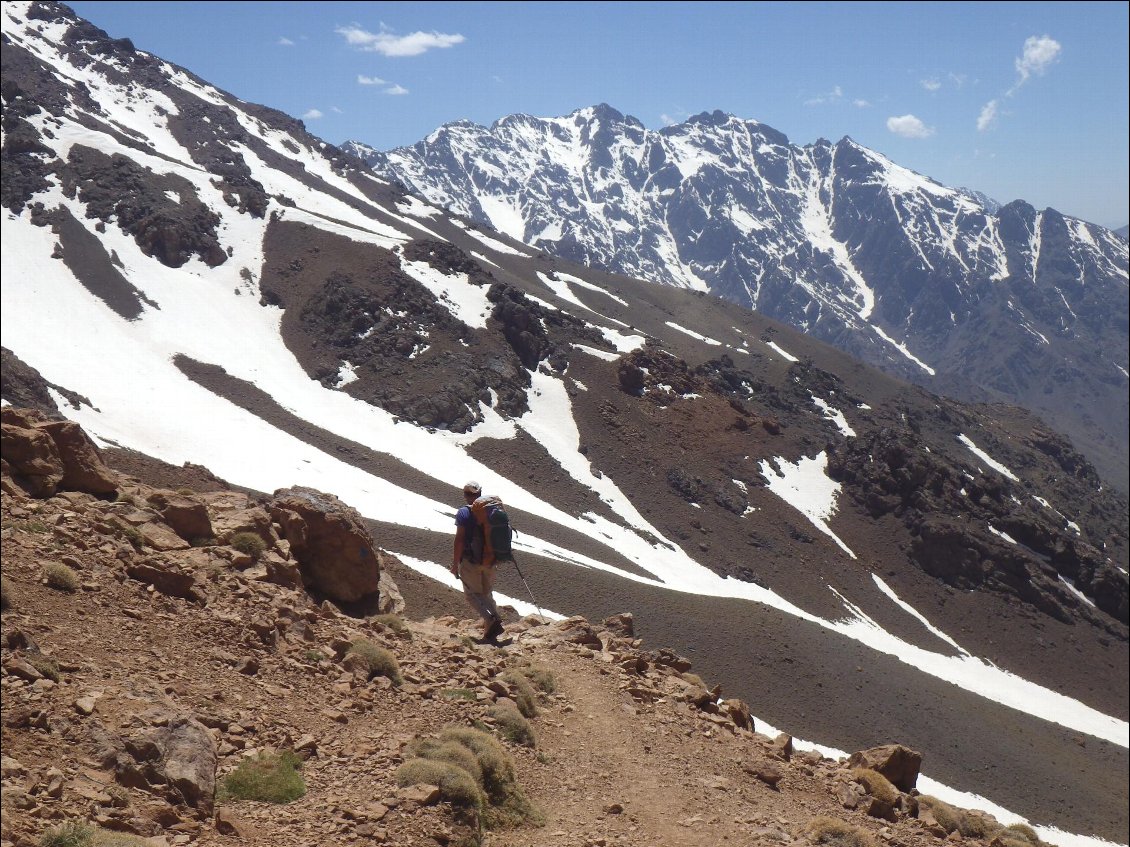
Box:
<box><xmin>1</xmin><ymin>418</ymin><xmax>64</xmax><ymax>497</ymax></box>
<box><xmin>37</xmin><ymin>419</ymin><xmax>118</xmax><ymax>495</ymax></box>
<box><xmin>847</xmin><ymin>744</ymin><xmax>922</xmax><ymax>793</ymax></box>
<box><xmin>0</xmin><ymin>409</ymin><xmax>117</xmax><ymax>497</ymax></box>
<box><xmin>269</xmin><ymin>487</ymin><xmax>380</xmax><ymax>603</ymax></box>
<box><xmin>146</xmin><ymin>491</ymin><xmax>213</xmax><ymax>541</ymax></box>
<box><xmin>110</xmin><ymin>715</ymin><xmax>217</xmax><ymax>813</ymax></box>
<box><xmin>378</xmin><ymin>569</ymin><xmax>405</xmax><ymax>615</ymax></box>
<box><xmin>602</xmin><ymin>612</ymin><xmax>635</xmax><ymax>637</ymax></box>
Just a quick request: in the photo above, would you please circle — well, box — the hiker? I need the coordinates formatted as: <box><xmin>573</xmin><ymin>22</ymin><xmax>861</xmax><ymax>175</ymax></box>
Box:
<box><xmin>451</xmin><ymin>481</ymin><xmax>504</xmax><ymax>643</ymax></box>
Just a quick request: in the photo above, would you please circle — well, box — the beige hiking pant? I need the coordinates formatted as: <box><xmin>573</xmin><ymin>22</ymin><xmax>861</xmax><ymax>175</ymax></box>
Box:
<box><xmin>458</xmin><ymin>561</ymin><xmax>500</xmax><ymax>623</ymax></box>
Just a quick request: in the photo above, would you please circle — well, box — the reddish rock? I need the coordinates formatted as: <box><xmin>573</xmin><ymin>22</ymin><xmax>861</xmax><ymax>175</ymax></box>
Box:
<box><xmin>1</xmin><ymin>417</ymin><xmax>64</xmax><ymax>497</ymax></box>
<box><xmin>147</xmin><ymin>490</ymin><xmax>213</xmax><ymax>541</ymax></box>
<box><xmin>38</xmin><ymin>419</ymin><xmax>118</xmax><ymax>495</ymax></box>
<box><xmin>269</xmin><ymin>486</ymin><xmax>381</xmax><ymax>603</ymax></box>
<box><xmin>847</xmin><ymin>744</ymin><xmax>923</xmax><ymax>793</ymax></box>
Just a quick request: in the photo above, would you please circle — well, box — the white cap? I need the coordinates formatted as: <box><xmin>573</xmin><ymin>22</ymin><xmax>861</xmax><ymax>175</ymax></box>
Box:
<box><xmin>463</xmin><ymin>481</ymin><xmax>482</xmax><ymax>495</ymax></box>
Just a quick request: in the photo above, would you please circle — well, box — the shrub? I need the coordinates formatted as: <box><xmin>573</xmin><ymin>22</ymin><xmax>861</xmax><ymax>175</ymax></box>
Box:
<box><xmin>396</xmin><ymin>758</ymin><xmax>483</xmax><ymax>810</ymax></box>
<box><xmin>219</xmin><ymin>750</ymin><xmax>305</xmax><ymax>803</ymax></box>
<box><xmin>230</xmin><ymin>532</ymin><xmax>267</xmax><ymax>559</ymax></box>
<box><xmin>373</xmin><ymin>614</ymin><xmax>412</xmax><ymax>639</ymax></box>
<box><xmin>176</xmin><ymin>488</ymin><xmax>195</xmax><ymax>496</ymax></box>
<box><xmin>437</xmin><ymin>726</ymin><xmax>542</xmax><ymax>828</ymax></box>
<box><xmin>852</xmin><ymin>767</ymin><xmax>898</xmax><ymax>805</ymax></box>
<box><xmin>115</xmin><ymin>492</ymin><xmax>137</xmax><ymax>505</ymax></box>
<box><xmin>919</xmin><ymin>797</ymin><xmax>1002</xmax><ymax>839</ymax></box>
<box><xmin>489</xmin><ymin>702</ymin><xmax>536</xmax><ymax>747</ymax></box>
<box><xmin>347</xmin><ymin>639</ymin><xmax>402</xmax><ymax>685</ymax></box>
<box><xmin>412</xmin><ymin>738</ymin><xmax>484</xmax><ymax>784</ymax></box>
<box><xmin>43</xmin><ymin>562</ymin><xmax>79</xmax><ymax>592</ymax></box>
<box><xmin>39</xmin><ymin>822</ymin><xmax>151</xmax><ymax>847</ymax></box>
<box><xmin>804</xmin><ymin>816</ymin><xmax>877</xmax><ymax>847</ymax></box>
<box><xmin>501</xmin><ymin>670</ymin><xmax>538</xmax><ymax>717</ymax></box>
<box><xmin>29</xmin><ymin>655</ymin><xmax>62</xmax><ymax>682</ymax></box>
<box><xmin>189</xmin><ymin>536</ymin><xmax>217</xmax><ymax>548</ymax></box>
<box><xmin>40</xmin><ymin>820</ymin><xmax>94</xmax><ymax>847</ymax></box>
<box><xmin>515</xmin><ymin>662</ymin><xmax>556</xmax><ymax>695</ymax></box>
<box><xmin>1005</xmin><ymin>824</ymin><xmax>1040</xmax><ymax>845</ymax></box>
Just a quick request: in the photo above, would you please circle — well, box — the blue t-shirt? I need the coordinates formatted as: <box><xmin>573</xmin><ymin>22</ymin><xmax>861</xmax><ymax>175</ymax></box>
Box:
<box><xmin>456</xmin><ymin>505</ymin><xmax>480</xmax><ymax>561</ymax></box>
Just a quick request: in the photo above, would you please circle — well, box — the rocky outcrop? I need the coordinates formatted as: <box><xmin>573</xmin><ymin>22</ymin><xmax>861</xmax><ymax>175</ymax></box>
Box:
<box><xmin>847</xmin><ymin>744</ymin><xmax>923</xmax><ymax>793</ymax></box>
<box><xmin>101</xmin><ymin>714</ymin><xmax>217</xmax><ymax>814</ymax></box>
<box><xmin>269</xmin><ymin>486</ymin><xmax>382</xmax><ymax>603</ymax></box>
<box><xmin>0</xmin><ymin>407</ymin><xmax>117</xmax><ymax>498</ymax></box>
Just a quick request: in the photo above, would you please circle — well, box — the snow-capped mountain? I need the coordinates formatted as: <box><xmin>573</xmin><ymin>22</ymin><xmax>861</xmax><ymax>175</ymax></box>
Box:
<box><xmin>350</xmin><ymin>106</ymin><xmax>1130</xmax><ymax>492</ymax></box>
<box><xmin>2</xmin><ymin>4</ymin><xmax>1127</xmax><ymax>842</ymax></box>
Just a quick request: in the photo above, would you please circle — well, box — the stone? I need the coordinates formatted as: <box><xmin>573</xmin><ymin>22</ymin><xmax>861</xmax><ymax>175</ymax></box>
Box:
<box><xmin>397</xmin><ymin>783</ymin><xmax>441</xmax><ymax>805</ymax></box>
<box><xmin>0</xmin><ymin>414</ymin><xmax>64</xmax><ymax>497</ymax></box>
<box><xmin>743</xmin><ymin>758</ymin><xmax>782</xmax><ymax>787</ymax></box>
<box><xmin>722</xmin><ymin>698</ymin><xmax>752</xmax><ymax>730</ymax></box>
<box><xmin>269</xmin><ymin>487</ymin><xmax>381</xmax><ymax>603</ymax></box>
<box><xmin>846</xmin><ymin>744</ymin><xmax>922</xmax><ymax>793</ymax></box>
<box><xmin>138</xmin><ymin>522</ymin><xmax>191</xmax><ymax>551</ymax></box>
<box><xmin>1</xmin><ymin>756</ymin><xmax>26</xmax><ymax>778</ymax></box>
<box><xmin>378</xmin><ymin>569</ymin><xmax>405</xmax><ymax>615</ymax></box>
<box><xmin>38</xmin><ymin>419</ymin><xmax>119</xmax><ymax>495</ymax></box>
<box><xmin>146</xmin><ymin>491</ymin><xmax>214</xmax><ymax>541</ymax></box>
<box><xmin>602</xmin><ymin>612</ymin><xmax>635</xmax><ymax>637</ymax></box>
<box><xmin>75</xmin><ymin>696</ymin><xmax>98</xmax><ymax>715</ymax></box>
<box><xmin>125</xmin><ymin>562</ymin><xmax>201</xmax><ymax>602</ymax></box>
<box><xmin>215</xmin><ymin>808</ymin><xmax>255</xmax><ymax>837</ymax></box>
<box><xmin>771</xmin><ymin>733</ymin><xmax>794</xmax><ymax>761</ymax></box>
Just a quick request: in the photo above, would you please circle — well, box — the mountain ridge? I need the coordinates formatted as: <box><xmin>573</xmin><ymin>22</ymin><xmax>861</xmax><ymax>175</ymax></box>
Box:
<box><xmin>348</xmin><ymin>105</ymin><xmax>1129</xmax><ymax>493</ymax></box>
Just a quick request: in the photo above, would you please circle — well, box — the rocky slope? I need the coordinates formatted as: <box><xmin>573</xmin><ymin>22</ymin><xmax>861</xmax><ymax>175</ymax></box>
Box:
<box><xmin>0</xmin><ymin>3</ymin><xmax>1127</xmax><ymax>842</ymax></box>
<box><xmin>0</xmin><ymin>425</ymin><xmax>1080</xmax><ymax>847</ymax></box>
<box><xmin>351</xmin><ymin>106</ymin><xmax>1130</xmax><ymax>492</ymax></box>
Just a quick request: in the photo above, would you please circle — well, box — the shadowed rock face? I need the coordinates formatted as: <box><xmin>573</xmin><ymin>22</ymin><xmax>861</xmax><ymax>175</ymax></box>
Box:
<box><xmin>1</xmin><ymin>407</ymin><xmax>118</xmax><ymax>498</ymax></box>
<box><xmin>270</xmin><ymin>486</ymin><xmax>381</xmax><ymax>603</ymax></box>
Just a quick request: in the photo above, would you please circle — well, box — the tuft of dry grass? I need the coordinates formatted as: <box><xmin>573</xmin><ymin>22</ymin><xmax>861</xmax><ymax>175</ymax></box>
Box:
<box><xmin>43</xmin><ymin>562</ymin><xmax>79</xmax><ymax>593</ymax></box>
<box><xmin>852</xmin><ymin>767</ymin><xmax>898</xmax><ymax>805</ymax></box>
<box><xmin>347</xmin><ymin>638</ymin><xmax>402</xmax><ymax>686</ymax></box>
<box><xmin>229</xmin><ymin>531</ymin><xmax>266</xmax><ymax>558</ymax></box>
<box><xmin>501</xmin><ymin>670</ymin><xmax>538</xmax><ymax>717</ymax></box>
<box><xmin>219</xmin><ymin>750</ymin><xmax>305</xmax><ymax>803</ymax></box>
<box><xmin>396</xmin><ymin>758</ymin><xmax>484</xmax><ymax>810</ymax></box>
<box><xmin>489</xmin><ymin>702</ymin><xmax>536</xmax><ymax>747</ymax></box>
<box><xmin>804</xmin><ymin>816</ymin><xmax>877</xmax><ymax>847</ymax></box>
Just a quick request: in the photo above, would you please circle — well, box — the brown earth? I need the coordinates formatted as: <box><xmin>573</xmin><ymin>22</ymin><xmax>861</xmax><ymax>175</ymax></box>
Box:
<box><xmin>1</xmin><ymin>453</ymin><xmax>1044</xmax><ymax>847</ymax></box>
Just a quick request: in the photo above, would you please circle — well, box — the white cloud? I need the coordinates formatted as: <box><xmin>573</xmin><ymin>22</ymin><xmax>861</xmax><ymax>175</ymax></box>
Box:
<box><xmin>302</xmin><ymin>109</ymin><xmax>323</xmax><ymax>120</ymax></box>
<box><xmin>277</xmin><ymin>37</ymin><xmax>295</xmax><ymax>47</ymax></box>
<box><xmin>1015</xmin><ymin>35</ymin><xmax>1062</xmax><ymax>85</ymax></box>
<box><xmin>853</xmin><ymin>99</ymin><xmax>871</xmax><ymax>108</ymax></box>
<box><xmin>948</xmin><ymin>72</ymin><xmax>968</xmax><ymax>88</ymax></box>
<box><xmin>357</xmin><ymin>75</ymin><xmax>387</xmax><ymax>86</ymax></box>
<box><xmin>331</xmin><ymin>106</ymin><xmax>343</xmax><ymax>114</ymax></box>
<box><xmin>336</xmin><ymin>24</ymin><xmax>465</xmax><ymax>57</ymax></box>
<box><xmin>385</xmin><ymin>84</ymin><xmax>409</xmax><ymax>96</ymax></box>
<box><xmin>886</xmin><ymin>114</ymin><xmax>935</xmax><ymax>139</ymax></box>
<box><xmin>921</xmin><ymin>78</ymin><xmax>942</xmax><ymax>92</ymax></box>
<box><xmin>976</xmin><ymin>99</ymin><xmax>999</xmax><ymax>132</ymax></box>
<box><xmin>804</xmin><ymin>85</ymin><xmax>843</xmax><ymax>106</ymax></box>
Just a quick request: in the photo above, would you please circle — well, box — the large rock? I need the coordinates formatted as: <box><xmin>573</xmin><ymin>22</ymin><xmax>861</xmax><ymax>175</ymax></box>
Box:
<box><xmin>37</xmin><ymin>419</ymin><xmax>118</xmax><ymax>495</ymax></box>
<box><xmin>109</xmin><ymin>715</ymin><xmax>217</xmax><ymax>814</ymax></box>
<box><xmin>847</xmin><ymin>744</ymin><xmax>922</xmax><ymax>793</ymax></box>
<box><xmin>269</xmin><ymin>486</ymin><xmax>380</xmax><ymax>603</ymax></box>
<box><xmin>200</xmin><ymin>491</ymin><xmax>273</xmax><ymax>544</ymax></box>
<box><xmin>1</xmin><ymin>412</ymin><xmax>64</xmax><ymax>497</ymax></box>
<box><xmin>0</xmin><ymin>408</ymin><xmax>117</xmax><ymax>497</ymax></box>
<box><xmin>146</xmin><ymin>490</ymin><xmax>214</xmax><ymax>541</ymax></box>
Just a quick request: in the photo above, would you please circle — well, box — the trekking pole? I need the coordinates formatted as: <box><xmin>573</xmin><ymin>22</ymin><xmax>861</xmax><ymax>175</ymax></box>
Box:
<box><xmin>509</xmin><ymin>552</ymin><xmax>546</xmax><ymax>623</ymax></box>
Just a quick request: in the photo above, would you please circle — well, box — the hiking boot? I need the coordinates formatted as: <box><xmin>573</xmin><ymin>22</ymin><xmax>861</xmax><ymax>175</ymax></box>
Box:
<box><xmin>485</xmin><ymin>617</ymin><xmax>505</xmax><ymax>641</ymax></box>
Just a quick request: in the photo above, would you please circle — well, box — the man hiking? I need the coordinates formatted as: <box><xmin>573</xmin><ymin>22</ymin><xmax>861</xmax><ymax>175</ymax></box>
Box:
<box><xmin>451</xmin><ymin>481</ymin><xmax>504</xmax><ymax>644</ymax></box>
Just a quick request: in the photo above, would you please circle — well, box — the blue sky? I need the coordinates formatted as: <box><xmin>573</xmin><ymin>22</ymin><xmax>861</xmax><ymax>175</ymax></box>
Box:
<box><xmin>67</xmin><ymin>1</ymin><xmax>1128</xmax><ymax>228</ymax></box>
